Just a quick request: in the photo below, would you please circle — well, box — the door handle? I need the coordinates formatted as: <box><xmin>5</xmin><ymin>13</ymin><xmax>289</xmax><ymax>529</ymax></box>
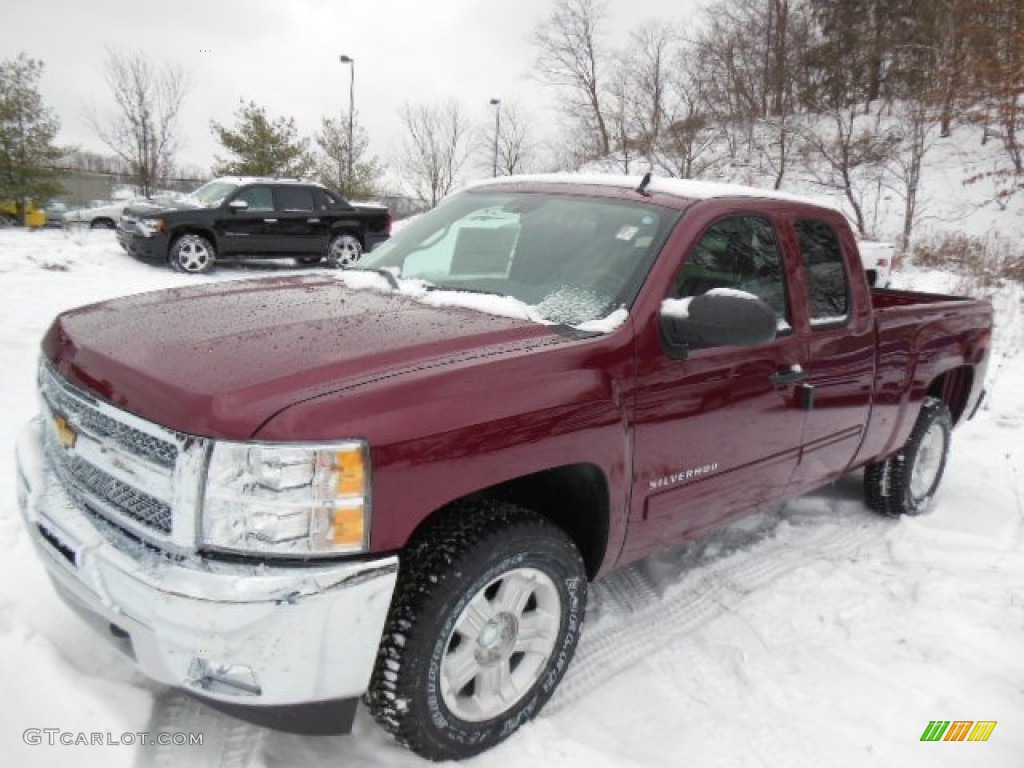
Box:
<box><xmin>770</xmin><ymin>364</ymin><xmax>807</xmax><ymax>386</ymax></box>
<box><xmin>263</xmin><ymin>218</ymin><xmax>278</xmax><ymax>223</ymax></box>
<box><xmin>307</xmin><ymin>218</ymin><xmax>320</xmax><ymax>223</ymax></box>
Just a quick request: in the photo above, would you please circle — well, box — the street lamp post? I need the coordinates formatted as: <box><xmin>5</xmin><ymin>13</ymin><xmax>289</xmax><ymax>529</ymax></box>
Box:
<box><xmin>489</xmin><ymin>98</ymin><xmax>501</xmax><ymax>177</ymax></box>
<box><xmin>339</xmin><ymin>55</ymin><xmax>355</xmax><ymax>194</ymax></box>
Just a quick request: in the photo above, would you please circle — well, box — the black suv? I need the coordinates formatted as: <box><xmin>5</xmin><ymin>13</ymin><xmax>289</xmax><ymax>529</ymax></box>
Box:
<box><xmin>117</xmin><ymin>177</ymin><xmax>391</xmax><ymax>273</ymax></box>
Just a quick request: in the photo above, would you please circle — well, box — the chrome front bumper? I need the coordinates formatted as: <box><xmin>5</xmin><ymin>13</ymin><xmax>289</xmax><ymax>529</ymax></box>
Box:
<box><xmin>16</xmin><ymin>417</ymin><xmax>398</xmax><ymax>716</ymax></box>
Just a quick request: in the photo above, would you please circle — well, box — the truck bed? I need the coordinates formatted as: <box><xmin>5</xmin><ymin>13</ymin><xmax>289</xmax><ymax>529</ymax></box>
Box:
<box><xmin>854</xmin><ymin>286</ymin><xmax>992</xmax><ymax>469</ymax></box>
<box><xmin>870</xmin><ymin>286</ymin><xmax>980</xmax><ymax>309</ymax></box>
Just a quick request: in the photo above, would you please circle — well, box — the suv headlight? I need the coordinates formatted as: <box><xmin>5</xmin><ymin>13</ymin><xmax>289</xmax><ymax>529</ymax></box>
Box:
<box><xmin>201</xmin><ymin>441</ymin><xmax>370</xmax><ymax>556</ymax></box>
<box><xmin>137</xmin><ymin>218</ymin><xmax>165</xmax><ymax>236</ymax></box>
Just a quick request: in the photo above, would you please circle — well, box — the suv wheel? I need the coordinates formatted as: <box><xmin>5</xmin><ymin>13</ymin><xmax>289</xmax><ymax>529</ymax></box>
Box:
<box><xmin>366</xmin><ymin>501</ymin><xmax>586</xmax><ymax>761</ymax></box>
<box><xmin>326</xmin><ymin>233</ymin><xmax>362</xmax><ymax>268</ymax></box>
<box><xmin>90</xmin><ymin>218</ymin><xmax>116</xmax><ymax>230</ymax></box>
<box><xmin>169</xmin><ymin>234</ymin><xmax>216</xmax><ymax>274</ymax></box>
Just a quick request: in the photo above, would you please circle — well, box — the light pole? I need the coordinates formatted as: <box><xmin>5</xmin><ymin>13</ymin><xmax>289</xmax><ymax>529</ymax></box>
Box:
<box><xmin>339</xmin><ymin>55</ymin><xmax>355</xmax><ymax>194</ymax></box>
<box><xmin>489</xmin><ymin>98</ymin><xmax>501</xmax><ymax>177</ymax></box>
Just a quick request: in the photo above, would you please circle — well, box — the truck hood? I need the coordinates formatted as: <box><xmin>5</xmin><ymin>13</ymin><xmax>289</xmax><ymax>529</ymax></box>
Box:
<box><xmin>42</xmin><ymin>275</ymin><xmax>561</xmax><ymax>438</ymax></box>
<box><xmin>123</xmin><ymin>201</ymin><xmax>199</xmax><ymax>217</ymax></box>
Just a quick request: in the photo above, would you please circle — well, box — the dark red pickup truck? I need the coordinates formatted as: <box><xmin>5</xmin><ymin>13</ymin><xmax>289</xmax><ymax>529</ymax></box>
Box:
<box><xmin>16</xmin><ymin>175</ymin><xmax>992</xmax><ymax>760</ymax></box>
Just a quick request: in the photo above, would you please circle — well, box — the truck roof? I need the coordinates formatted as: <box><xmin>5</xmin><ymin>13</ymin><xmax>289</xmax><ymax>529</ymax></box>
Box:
<box><xmin>473</xmin><ymin>173</ymin><xmax>840</xmax><ymax>213</ymax></box>
<box><xmin>208</xmin><ymin>176</ymin><xmax>325</xmax><ymax>187</ymax></box>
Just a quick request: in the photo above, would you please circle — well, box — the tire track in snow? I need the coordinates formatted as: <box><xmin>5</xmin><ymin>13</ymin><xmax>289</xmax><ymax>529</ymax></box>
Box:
<box><xmin>546</xmin><ymin>498</ymin><xmax>889</xmax><ymax>715</ymax></box>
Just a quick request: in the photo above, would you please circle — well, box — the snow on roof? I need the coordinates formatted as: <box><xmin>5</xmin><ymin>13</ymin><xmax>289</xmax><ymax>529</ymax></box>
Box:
<box><xmin>209</xmin><ymin>175</ymin><xmax>323</xmax><ymax>186</ymax></box>
<box><xmin>473</xmin><ymin>172</ymin><xmax>840</xmax><ymax>211</ymax></box>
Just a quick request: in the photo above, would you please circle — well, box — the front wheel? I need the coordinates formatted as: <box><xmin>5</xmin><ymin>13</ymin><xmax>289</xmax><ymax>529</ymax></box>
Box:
<box><xmin>326</xmin><ymin>233</ymin><xmax>362</xmax><ymax>268</ymax></box>
<box><xmin>864</xmin><ymin>397</ymin><xmax>953</xmax><ymax>516</ymax></box>
<box><xmin>169</xmin><ymin>234</ymin><xmax>216</xmax><ymax>273</ymax></box>
<box><xmin>90</xmin><ymin>218</ymin><xmax>116</xmax><ymax>230</ymax></box>
<box><xmin>366</xmin><ymin>501</ymin><xmax>586</xmax><ymax>761</ymax></box>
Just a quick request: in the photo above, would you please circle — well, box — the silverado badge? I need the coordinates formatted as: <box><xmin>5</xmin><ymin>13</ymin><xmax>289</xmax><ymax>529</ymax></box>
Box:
<box><xmin>54</xmin><ymin>414</ymin><xmax>77</xmax><ymax>450</ymax></box>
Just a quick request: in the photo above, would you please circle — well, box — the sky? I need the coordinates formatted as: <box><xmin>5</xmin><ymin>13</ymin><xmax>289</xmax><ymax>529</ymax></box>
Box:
<box><xmin>0</xmin><ymin>0</ymin><xmax>705</xmax><ymax>189</ymax></box>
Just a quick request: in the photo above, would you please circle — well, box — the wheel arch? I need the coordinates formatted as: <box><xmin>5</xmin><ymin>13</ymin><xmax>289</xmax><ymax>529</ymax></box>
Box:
<box><xmin>404</xmin><ymin>463</ymin><xmax>611</xmax><ymax>580</ymax></box>
<box><xmin>169</xmin><ymin>225</ymin><xmax>218</xmax><ymax>249</ymax></box>
<box><xmin>926</xmin><ymin>365</ymin><xmax>974</xmax><ymax>425</ymax></box>
<box><xmin>328</xmin><ymin>227</ymin><xmax>365</xmax><ymax>247</ymax></box>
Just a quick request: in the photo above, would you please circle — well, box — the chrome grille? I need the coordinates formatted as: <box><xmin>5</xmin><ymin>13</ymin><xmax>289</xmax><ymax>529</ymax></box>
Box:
<box><xmin>40</xmin><ymin>365</ymin><xmax>178</xmax><ymax>467</ymax></box>
<box><xmin>44</xmin><ymin>427</ymin><xmax>172</xmax><ymax>533</ymax></box>
<box><xmin>38</xmin><ymin>362</ymin><xmax>184</xmax><ymax>546</ymax></box>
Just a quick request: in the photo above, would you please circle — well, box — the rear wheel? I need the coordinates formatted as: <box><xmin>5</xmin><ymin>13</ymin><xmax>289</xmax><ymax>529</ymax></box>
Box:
<box><xmin>326</xmin><ymin>233</ymin><xmax>362</xmax><ymax>268</ymax></box>
<box><xmin>169</xmin><ymin>234</ymin><xmax>216</xmax><ymax>274</ymax></box>
<box><xmin>366</xmin><ymin>501</ymin><xmax>586</xmax><ymax>761</ymax></box>
<box><xmin>865</xmin><ymin>397</ymin><xmax>952</xmax><ymax>516</ymax></box>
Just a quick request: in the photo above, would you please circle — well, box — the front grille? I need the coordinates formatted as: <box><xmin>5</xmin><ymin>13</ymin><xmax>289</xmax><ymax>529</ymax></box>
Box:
<box><xmin>39</xmin><ymin>363</ymin><xmax>182</xmax><ymax>544</ymax></box>
<box><xmin>45</xmin><ymin>429</ymin><xmax>173</xmax><ymax>533</ymax></box>
<box><xmin>40</xmin><ymin>365</ymin><xmax>178</xmax><ymax>467</ymax></box>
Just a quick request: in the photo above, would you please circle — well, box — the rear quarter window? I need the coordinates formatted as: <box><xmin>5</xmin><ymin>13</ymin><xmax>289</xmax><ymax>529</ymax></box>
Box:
<box><xmin>795</xmin><ymin>218</ymin><xmax>849</xmax><ymax>328</ymax></box>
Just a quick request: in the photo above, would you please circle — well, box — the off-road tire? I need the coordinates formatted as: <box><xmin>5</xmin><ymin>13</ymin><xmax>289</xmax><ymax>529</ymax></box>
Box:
<box><xmin>865</xmin><ymin>397</ymin><xmax>953</xmax><ymax>516</ymax></box>
<box><xmin>365</xmin><ymin>500</ymin><xmax>586</xmax><ymax>761</ymax></box>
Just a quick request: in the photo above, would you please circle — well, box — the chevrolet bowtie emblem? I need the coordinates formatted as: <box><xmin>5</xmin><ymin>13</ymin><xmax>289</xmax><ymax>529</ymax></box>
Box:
<box><xmin>54</xmin><ymin>414</ymin><xmax>77</xmax><ymax>450</ymax></box>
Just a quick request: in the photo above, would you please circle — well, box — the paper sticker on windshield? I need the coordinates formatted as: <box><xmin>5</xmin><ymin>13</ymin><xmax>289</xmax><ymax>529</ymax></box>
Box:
<box><xmin>616</xmin><ymin>225</ymin><xmax>639</xmax><ymax>241</ymax></box>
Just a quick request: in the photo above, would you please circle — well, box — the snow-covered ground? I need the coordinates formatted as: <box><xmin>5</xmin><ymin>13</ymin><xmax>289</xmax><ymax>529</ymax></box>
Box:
<box><xmin>0</xmin><ymin>228</ymin><xmax>1021</xmax><ymax>767</ymax></box>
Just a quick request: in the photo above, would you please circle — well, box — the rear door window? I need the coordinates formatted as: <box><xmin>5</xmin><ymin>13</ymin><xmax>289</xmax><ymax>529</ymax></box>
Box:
<box><xmin>795</xmin><ymin>219</ymin><xmax>849</xmax><ymax>327</ymax></box>
<box><xmin>275</xmin><ymin>187</ymin><xmax>315</xmax><ymax>212</ymax></box>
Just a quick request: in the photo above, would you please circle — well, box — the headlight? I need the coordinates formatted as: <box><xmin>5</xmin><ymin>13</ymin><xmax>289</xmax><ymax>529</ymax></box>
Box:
<box><xmin>201</xmin><ymin>441</ymin><xmax>370</xmax><ymax>557</ymax></box>
<box><xmin>137</xmin><ymin>218</ymin><xmax>165</xmax><ymax>236</ymax></box>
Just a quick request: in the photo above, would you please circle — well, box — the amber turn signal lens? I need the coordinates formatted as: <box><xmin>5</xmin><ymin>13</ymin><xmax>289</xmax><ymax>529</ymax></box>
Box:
<box><xmin>332</xmin><ymin>505</ymin><xmax>365</xmax><ymax>546</ymax></box>
<box><xmin>335</xmin><ymin>449</ymin><xmax>365</xmax><ymax>496</ymax></box>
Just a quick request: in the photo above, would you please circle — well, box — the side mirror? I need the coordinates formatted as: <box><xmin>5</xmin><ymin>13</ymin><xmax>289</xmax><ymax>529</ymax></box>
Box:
<box><xmin>228</xmin><ymin>199</ymin><xmax>249</xmax><ymax>212</ymax></box>
<box><xmin>660</xmin><ymin>289</ymin><xmax>777</xmax><ymax>357</ymax></box>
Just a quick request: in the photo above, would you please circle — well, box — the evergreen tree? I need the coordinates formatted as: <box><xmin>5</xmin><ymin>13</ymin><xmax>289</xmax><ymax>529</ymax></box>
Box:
<box><xmin>313</xmin><ymin>114</ymin><xmax>384</xmax><ymax>199</ymax></box>
<box><xmin>0</xmin><ymin>54</ymin><xmax>63</xmax><ymax>224</ymax></box>
<box><xmin>211</xmin><ymin>100</ymin><xmax>313</xmax><ymax>177</ymax></box>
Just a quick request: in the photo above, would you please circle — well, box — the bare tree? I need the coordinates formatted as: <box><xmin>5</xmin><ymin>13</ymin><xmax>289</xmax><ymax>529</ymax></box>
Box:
<box><xmin>532</xmin><ymin>0</ymin><xmax>611</xmax><ymax>160</ymax></box>
<box><xmin>606</xmin><ymin>61</ymin><xmax>636</xmax><ymax>172</ymax></box>
<box><xmin>882</xmin><ymin>101</ymin><xmax>939</xmax><ymax>253</ymax></box>
<box><xmin>624</xmin><ymin>22</ymin><xmax>677</xmax><ymax>153</ymax></box>
<box><xmin>965</xmin><ymin>0</ymin><xmax>1024</xmax><ymax>174</ymax></box>
<box><xmin>483</xmin><ymin>101</ymin><xmax>537</xmax><ymax>176</ymax></box>
<box><xmin>796</xmin><ymin>106</ymin><xmax>897</xmax><ymax>237</ymax></box>
<box><xmin>399</xmin><ymin>100</ymin><xmax>472</xmax><ymax>207</ymax></box>
<box><xmin>88</xmin><ymin>49</ymin><xmax>191</xmax><ymax>197</ymax></box>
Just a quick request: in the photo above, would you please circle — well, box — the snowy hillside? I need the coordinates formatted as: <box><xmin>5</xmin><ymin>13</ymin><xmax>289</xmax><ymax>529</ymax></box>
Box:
<box><xmin>595</xmin><ymin>112</ymin><xmax>1024</xmax><ymax>249</ymax></box>
<box><xmin>0</xmin><ymin>225</ymin><xmax>1021</xmax><ymax>768</ymax></box>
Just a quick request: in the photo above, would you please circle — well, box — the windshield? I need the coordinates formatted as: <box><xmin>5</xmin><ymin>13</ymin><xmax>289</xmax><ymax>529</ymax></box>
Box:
<box><xmin>185</xmin><ymin>180</ymin><xmax>238</xmax><ymax>207</ymax></box>
<box><xmin>360</xmin><ymin>190</ymin><xmax>680</xmax><ymax>326</ymax></box>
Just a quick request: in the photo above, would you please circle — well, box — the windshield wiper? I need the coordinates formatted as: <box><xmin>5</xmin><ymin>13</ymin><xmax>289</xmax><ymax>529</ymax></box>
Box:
<box><xmin>426</xmin><ymin>283</ymin><xmax>506</xmax><ymax>297</ymax></box>
<box><xmin>350</xmin><ymin>266</ymin><xmax>402</xmax><ymax>289</ymax></box>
